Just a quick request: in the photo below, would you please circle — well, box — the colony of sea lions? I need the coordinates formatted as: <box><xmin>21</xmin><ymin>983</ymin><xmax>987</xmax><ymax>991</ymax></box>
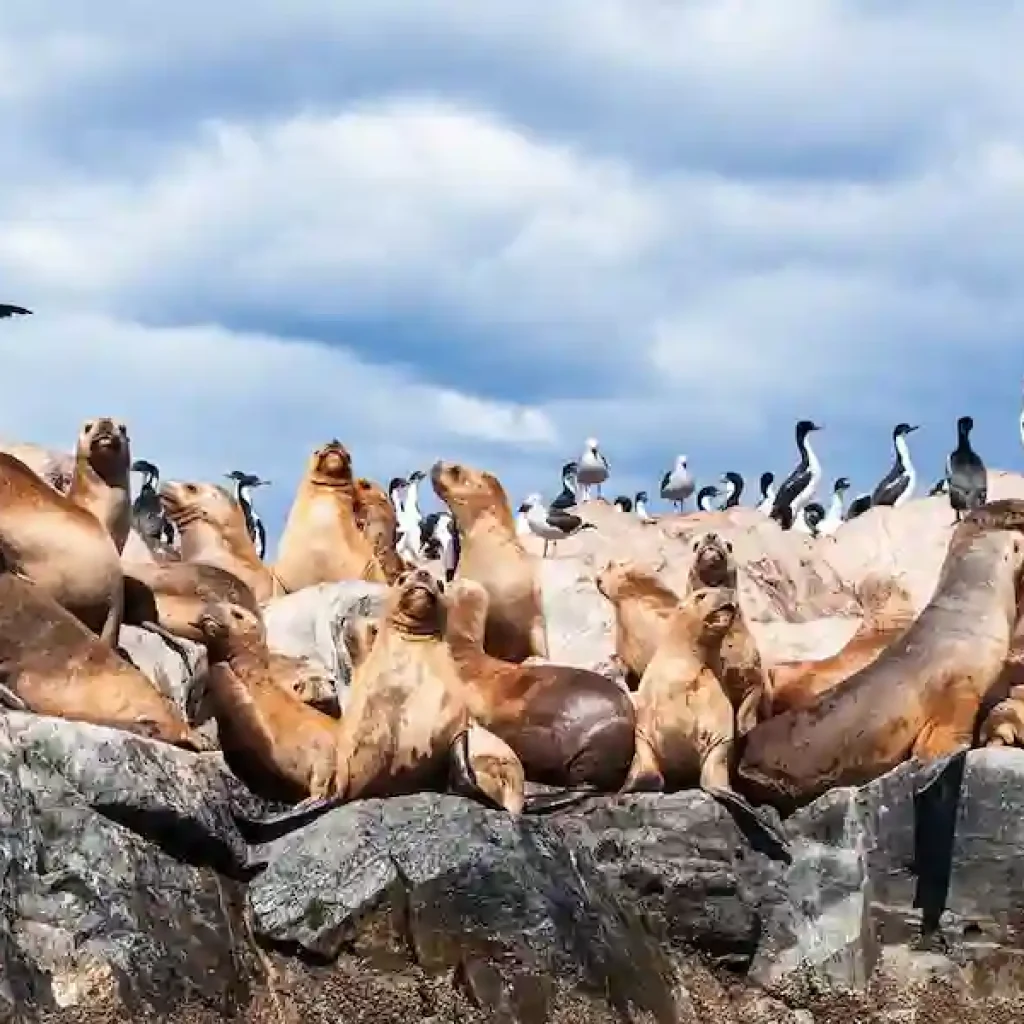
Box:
<box><xmin>7</xmin><ymin>416</ymin><xmax>1024</xmax><ymax>858</ymax></box>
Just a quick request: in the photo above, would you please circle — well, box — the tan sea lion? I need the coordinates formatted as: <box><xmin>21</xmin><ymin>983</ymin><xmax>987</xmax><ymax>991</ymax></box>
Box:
<box><xmin>191</xmin><ymin>602</ymin><xmax>340</xmax><ymax>803</ymax></box>
<box><xmin>595</xmin><ymin>559</ymin><xmax>678</xmax><ymax>688</ymax></box>
<box><xmin>430</xmin><ymin>459</ymin><xmax>547</xmax><ymax>662</ymax></box>
<box><xmin>685</xmin><ymin>532</ymin><xmax>737</xmax><ymax>592</ymax></box>
<box><xmin>0</xmin><ymin>568</ymin><xmax>197</xmax><ymax>749</ymax></box>
<box><xmin>769</xmin><ymin>577</ymin><xmax>917</xmax><ymax>714</ymax></box>
<box><xmin>445</xmin><ymin>577</ymin><xmax>635</xmax><ymax>789</ymax></box>
<box><xmin>274</xmin><ymin>441</ymin><xmax>386</xmax><ymax>593</ymax></box>
<box><xmin>353</xmin><ymin>476</ymin><xmax>404</xmax><ymax>583</ymax></box>
<box><xmin>623</xmin><ymin>586</ymin><xmax>788</xmax><ymax>856</ymax></box>
<box><xmin>67</xmin><ymin>417</ymin><xmax>133</xmax><ymax>553</ymax></box>
<box><xmin>739</xmin><ymin>522</ymin><xmax>1024</xmax><ymax>810</ymax></box>
<box><xmin>0</xmin><ymin>452</ymin><xmax>123</xmax><ymax>644</ymax></box>
<box><xmin>159</xmin><ymin>480</ymin><xmax>281</xmax><ymax>603</ymax></box>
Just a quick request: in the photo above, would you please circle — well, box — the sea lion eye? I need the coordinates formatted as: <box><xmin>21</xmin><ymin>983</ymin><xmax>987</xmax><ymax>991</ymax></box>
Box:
<box><xmin>84</xmin><ymin>421</ymin><xmax>94</xmax><ymax>433</ymax></box>
<box><xmin>725</xmin><ymin>541</ymin><xmax>733</xmax><ymax>554</ymax></box>
<box><xmin>185</xmin><ymin>483</ymin><xmax>197</xmax><ymax>493</ymax></box>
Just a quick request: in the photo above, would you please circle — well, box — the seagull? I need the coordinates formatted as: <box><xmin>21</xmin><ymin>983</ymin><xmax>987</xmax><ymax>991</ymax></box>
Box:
<box><xmin>946</xmin><ymin>415</ymin><xmax>987</xmax><ymax>521</ymax></box>
<box><xmin>576</xmin><ymin>438</ymin><xmax>609</xmax><ymax>501</ymax></box>
<box><xmin>870</xmin><ymin>423</ymin><xmax>919</xmax><ymax>508</ymax></box>
<box><xmin>696</xmin><ymin>485</ymin><xmax>720</xmax><ymax>512</ymax></box>
<box><xmin>515</xmin><ymin>502</ymin><xmax>532</xmax><ymax>537</ymax></box>
<box><xmin>771</xmin><ymin>420</ymin><xmax>823</xmax><ymax>530</ymax></box>
<box><xmin>520</xmin><ymin>493</ymin><xmax>595</xmax><ymax>557</ymax></box>
<box><xmin>660</xmin><ymin>455</ymin><xmax>695</xmax><ymax>511</ymax></box>
<box><xmin>225</xmin><ymin>470</ymin><xmax>271</xmax><ymax>559</ymax></box>
<box><xmin>634</xmin><ymin>490</ymin><xmax>656</xmax><ymax>524</ymax></box>
<box><xmin>817</xmin><ymin>477</ymin><xmax>851</xmax><ymax>536</ymax></box>
<box><xmin>613</xmin><ymin>495</ymin><xmax>633</xmax><ymax>513</ymax></box>
<box><xmin>550</xmin><ymin>461</ymin><xmax>579</xmax><ymax>512</ymax></box>
<box><xmin>755</xmin><ymin>472</ymin><xmax>776</xmax><ymax>515</ymax></box>
<box><xmin>718</xmin><ymin>471</ymin><xmax>744</xmax><ymax>509</ymax></box>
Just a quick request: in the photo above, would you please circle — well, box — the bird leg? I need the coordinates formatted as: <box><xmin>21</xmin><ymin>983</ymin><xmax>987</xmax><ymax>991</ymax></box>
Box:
<box><xmin>542</xmin><ymin>540</ymin><xmax>549</xmax><ymax>558</ymax></box>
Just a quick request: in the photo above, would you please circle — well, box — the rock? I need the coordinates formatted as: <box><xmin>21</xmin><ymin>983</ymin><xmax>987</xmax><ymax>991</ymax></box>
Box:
<box><xmin>262</xmin><ymin>581</ymin><xmax>388</xmax><ymax>706</ymax></box>
<box><xmin>118</xmin><ymin>624</ymin><xmax>207</xmax><ymax>721</ymax></box>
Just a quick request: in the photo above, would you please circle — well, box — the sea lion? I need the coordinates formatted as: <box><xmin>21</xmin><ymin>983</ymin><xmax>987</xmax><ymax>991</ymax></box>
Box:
<box><xmin>159</xmin><ymin>480</ymin><xmax>281</xmax><ymax>603</ymax></box>
<box><xmin>739</xmin><ymin>522</ymin><xmax>1024</xmax><ymax>809</ymax></box>
<box><xmin>353</xmin><ymin>476</ymin><xmax>405</xmax><ymax>583</ymax></box>
<box><xmin>769</xmin><ymin>576</ymin><xmax>917</xmax><ymax>714</ymax></box>
<box><xmin>430</xmin><ymin>460</ymin><xmax>548</xmax><ymax>663</ymax></box>
<box><xmin>0</xmin><ymin>451</ymin><xmax>123</xmax><ymax>644</ymax></box>
<box><xmin>595</xmin><ymin>559</ymin><xmax>678</xmax><ymax>688</ymax></box>
<box><xmin>685</xmin><ymin>532</ymin><xmax>737</xmax><ymax>592</ymax></box>
<box><xmin>0</xmin><ymin>568</ymin><xmax>197</xmax><ymax>749</ymax></box>
<box><xmin>191</xmin><ymin>602</ymin><xmax>340</xmax><ymax>803</ymax></box>
<box><xmin>445</xmin><ymin>577</ymin><xmax>635</xmax><ymax>789</ymax></box>
<box><xmin>623</xmin><ymin>585</ymin><xmax>788</xmax><ymax>855</ymax></box>
<box><xmin>274</xmin><ymin>441</ymin><xmax>386</xmax><ymax>593</ymax></box>
<box><xmin>67</xmin><ymin>417</ymin><xmax>133</xmax><ymax>553</ymax></box>
<box><xmin>334</xmin><ymin>567</ymin><xmax>524</xmax><ymax>810</ymax></box>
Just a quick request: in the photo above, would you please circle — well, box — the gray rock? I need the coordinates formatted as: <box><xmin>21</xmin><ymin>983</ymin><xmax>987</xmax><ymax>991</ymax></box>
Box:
<box><xmin>117</xmin><ymin>624</ymin><xmax>207</xmax><ymax>720</ymax></box>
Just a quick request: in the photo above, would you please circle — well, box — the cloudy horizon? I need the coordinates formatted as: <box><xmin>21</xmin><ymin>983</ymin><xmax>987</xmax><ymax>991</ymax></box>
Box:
<box><xmin>2</xmin><ymin>2</ymin><xmax>1023</xmax><ymax>546</ymax></box>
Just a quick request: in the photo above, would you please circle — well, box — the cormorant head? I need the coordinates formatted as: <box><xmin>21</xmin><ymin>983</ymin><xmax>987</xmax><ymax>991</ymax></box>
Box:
<box><xmin>408</xmin><ymin>469</ymin><xmax>426</xmax><ymax>484</ymax></box>
<box><xmin>834</xmin><ymin>476</ymin><xmax>851</xmax><ymax>492</ymax></box>
<box><xmin>561</xmin><ymin>461</ymin><xmax>578</xmax><ymax>479</ymax></box>
<box><xmin>759</xmin><ymin>471</ymin><xmax>774</xmax><ymax>495</ymax></box>
<box><xmin>957</xmin><ymin>415</ymin><xmax>974</xmax><ymax>436</ymax></box>
<box><xmin>131</xmin><ymin>459</ymin><xmax>160</xmax><ymax>483</ymax></box>
<box><xmin>635</xmin><ymin>490</ymin><xmax>648</xmax><ymax>503</ymax></box>
<box><xmin>893</xmin><ymin>423</ymin><xmax>919</xmax><ymax>439</ymax></box>
<box><xmin>796</xmin><ymin>419</ymin><xmax>822</xmax><ymax>439</ymax></box>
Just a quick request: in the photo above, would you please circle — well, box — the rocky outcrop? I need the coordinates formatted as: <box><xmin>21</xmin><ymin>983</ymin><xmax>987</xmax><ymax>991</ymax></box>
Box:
<box><xmin>4</xmin><ymin>706</ymin><xmax>1024</xmax><ymax>1022</ymax></box>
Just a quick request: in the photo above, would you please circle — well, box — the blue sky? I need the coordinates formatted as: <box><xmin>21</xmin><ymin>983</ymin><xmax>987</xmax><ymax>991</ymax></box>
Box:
<box><xmin>2</xmin><ymin>2</ymin><xmax>1024</xmax><ymax>548</ymax></box>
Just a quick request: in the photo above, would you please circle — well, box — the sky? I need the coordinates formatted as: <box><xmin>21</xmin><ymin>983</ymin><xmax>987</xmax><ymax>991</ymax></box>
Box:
<box><xmin>2</xmin><ymin>2</ymin><xmax>1024</xmax><ymax>550</ymax></box>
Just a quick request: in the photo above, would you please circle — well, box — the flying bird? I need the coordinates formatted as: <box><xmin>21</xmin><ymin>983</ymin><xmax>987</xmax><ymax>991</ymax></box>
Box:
<box><xmin>0</xmin><ymin>304</ymin><xmax>31</xmax><ymax>319</ymax></box>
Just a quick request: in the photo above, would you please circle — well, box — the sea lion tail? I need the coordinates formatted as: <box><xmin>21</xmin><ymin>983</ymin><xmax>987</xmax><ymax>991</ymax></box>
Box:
<box><xmin>523</xmin><ymin>785</ymin><xmax>599</xmax><ymax>814</ymax></box>
<box><xmin>232</xmin><ymin>795</ymin><xmax>346</xmax><ymax>845</ymax></box>
<box><xmin>705</xmin><ymin>786</ymin><xmax>792</xmax><ymax>864</ymax></box>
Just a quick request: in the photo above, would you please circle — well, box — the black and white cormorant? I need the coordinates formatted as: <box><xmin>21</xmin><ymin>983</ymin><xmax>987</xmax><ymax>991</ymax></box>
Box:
<box><xmin>870</xmin><ymin>422</ymin><xmax>918</xmax><ymax>508</ymax></box>
<box><xmin>131</xmin><ymin>459</ymin><xmax>175</xmax><ymax>548</ymax></box>
<box><xmin>421</xmin><ymin>511</ymin><xmax>460</xmax><ymax>581</ymax></box>
<box><xmin>696</xmin><ymin>485</ymin><xmax>720</xmax><ymax>512</ymax></box>
<box><xmin>719</xmin><ymin>471</ymin><xmax>744</xmax><ymax>509</ymax></box>
<box><xmin>550</xmin><ymin>462</ymin><xmax>579</xmax><ymax>511</ymax></box>
<box><xmin>770</xmin><ymin>420</ymin><xmax>823</xmax><ymax>530</ymax></box>
<box><xmin>0</xmin><ymin>304</ymin><xmax>31</xmax><ymax>319</ymax></box>
<box><xmin>225</xmin><ymin>470</ymin><xmax>270</xmax><ymax>559</ymax></box>
<box><xmin>613</xmin><ymin>495</ymin><xmax>633</xmax><ymax>513</ymax></box>
<box><xmin>844</xmin><ymin>493</ymin><xmax>872</xmax><ymax>520</ymax></box>
<box><xmin>520</xmin><ymin>494</ymin><xmax>595</xmax><ymax>557</ymax></box>
<box><xmin>660</xmin><ymin>455</ymin><xmax>695</xmax><ymax>511</ymax></box>
<box><xmin>946</xmin><ymin>415</ymin><xmax>987</xmax><ymax>521</ymax></box>
<box><xmin>818</xmin><ymin>477</ymin><xmax>851</xmax><ymax>536</ymax></box>
<box><xmin>755</xmin><ymin>472</ymin><xmax>776</xmax><ymax>515</ymax></box>
<box><xmin>395</xmin><ymin>469</ymin><xmax>426</xmax><ymax>563</ymax></box>
<box><xmin>634</xmin><ymin>490</ymin><xmax>655</xmax><ymax>523</ymax></box>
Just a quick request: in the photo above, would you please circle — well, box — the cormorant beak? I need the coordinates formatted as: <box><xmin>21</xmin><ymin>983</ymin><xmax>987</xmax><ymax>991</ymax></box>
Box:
<box><xmin>908</xmin><ymin>425</ymin><xmax>920</xmax><ymax>433</ymax></box>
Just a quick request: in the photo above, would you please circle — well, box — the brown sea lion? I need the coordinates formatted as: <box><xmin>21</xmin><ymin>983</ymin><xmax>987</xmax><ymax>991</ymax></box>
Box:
<box><xmin>334</xmin><ymin>567</ymin><xmax>524</xmax><ymax>810</ymax></box>
<box><xmin>769</xmin><ymin>576</ymin><xmax>917</xmax><ymax>714</ymax></box>
<box><xmin>430</xmin><ymin>459</ymin><xmax>547</xmax><ymax>663</ymax></box>
<box><xmin>353</xmin><ymin>476</ymin><xmax>404</xmax><ymax>583</ymax></box>
<box><xmin>739</xmin><ymin>523</ymin><xmax>1024</xmax><ymax>810</ymax></box>
<box><xmin>274</xmin><ymin>441</ymin><xmax>386</xmax><ymax>593</ymax></box>
<box><xmin>445</xmin><ymin>577</ymin><xmax>635</xmax><ymax>789</ymax></box>
<box><xmin>67</xmin><ymin>417</ymin><xmax>133</xmax><ymax>553</ymax></box>
<box><xmin>0</xmin><ymin>569</ymin><xmax>197</xmax><ymax>749</ymax></box>
<box><xmin>191</xmin><ymin>602</ymin><xmax>339</xmax><ymax>803</ymax></box>
<box><xmin>595</xmin><ymin>559</ymin><xmax>678</xmax><ymax>688</ymax></box>
<box><xmin>160</xmin><ymin>481</ymin><xmax>281</xmax><ymax>603</ymax></box>
<box><xmin>0</xmin><ymin>452</ymin><xmax>123</xmax><ymax>644</ymax></box>
<box><xmin>623</xmin><ymin>586</ymin><xmax>788</xmax><ymax>855</ymax></box>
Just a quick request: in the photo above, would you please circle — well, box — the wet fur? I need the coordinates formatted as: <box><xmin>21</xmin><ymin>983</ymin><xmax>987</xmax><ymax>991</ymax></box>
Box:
<box><xmin>275</xmin><ymin>442</ymin><xmax>386</xmax><ymax>592</ymax></box>
<box><xmin>431</xmin><ymin>460</ymin><xmax>547</xmax><ymax>663</ymax></box>
<box><xmin>353</xmin><ymin>477</ymin><xmax>405</xmax><ymax>583</ymax></box>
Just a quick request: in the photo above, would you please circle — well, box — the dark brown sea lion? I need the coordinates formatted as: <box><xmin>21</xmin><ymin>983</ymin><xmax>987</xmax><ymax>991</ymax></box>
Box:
<box><xmin>67</xmin><ymin>417</ymin><xmax>133</xmax><ymax>553</ymax></box>
<box><xmin>353</xmin><ymin>476</ymin><xmax>404</xmax><ymax>583</ymax></box>
<box><xmin>685</xmin><ymin>532</ymin><xmax>737</xmax><ymax>591</ymax></box>
<box><xmin>445</xmin><ymin>577</ymin><xmax>635</xmax><ymax>789</ymax></box>
<box><xmin>739</xmin><ymin>522</ymin><xmax>1024</xmax><ymax>810</ymax></box>
<box><xmin>431</xmin><ymin>459</ymin><xmax>548</xmax><ymax>663</ymax></box>
<box><xmin>0</xmin><ymin>569</ymin><xmax>197</xmax><ymax>749</ymax></box>
<box><xmin>0</xmin><ymin>452</ymin><xmax>123</xmax><ymax>644</ymax></box>
<box><xmin>274</xmin><ymin>441</ymin><xmax>386</xmax><ymax>593</ymax></box>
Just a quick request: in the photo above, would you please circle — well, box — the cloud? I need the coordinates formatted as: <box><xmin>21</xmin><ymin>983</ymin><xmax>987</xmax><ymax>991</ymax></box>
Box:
<box><xmin>2</xmin><ymin>1</ymin><xmax>1024</xmax><ymax>542</ymax></box>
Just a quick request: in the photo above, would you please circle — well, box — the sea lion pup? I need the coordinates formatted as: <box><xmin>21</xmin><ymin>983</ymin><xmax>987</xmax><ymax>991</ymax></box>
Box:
<box><xmin>274</xmin><ymin>441</ymin><xmax>386</xmax><ymax>593</ymax></box>
<box><xmin>595</xmin><ymin>559</ymin><xmax>679</xmax><ymax>689</ymax></box>
<box><xmin>0</xmin><ymin>452</ymin><xmax>124</xmax><ymax>644</ymax></box>
<box><xmin>159</xmin><ymin>481</ymin><xmax>281</xmax><ymax>603</ymax></box>
<box><xmin>739</xmin><ymin>522</ymin><xmax>1024</xmax><ymax>810</ymax></box>
<box><xmin>769</xmin><ymin>577</ymin><xmax>917</xmax><ymax>714</ymax></box>
<box><xmin>353</xmin><ymin>477</ymin><xmax>404</xmax><ymax>583</ymax></box>
<box><xmin>191</xmin><ymin>602</ymin><xmax>339</xmax><ymax>804</ymax></box>
<box><xmin>0</xmin><ymin>568</ymin><xmax>197</xmax><ymax>749</ymax></box>
<box><xmin>430</xmin><ymin>459</ymin><xmax>548</xmax><ymax>663</ymax></box>
<box><xmin>685</xmin><ymin>532</ymin><xmax>737</xmax><ymax>592</ymax></box>
<box><xmin>445</xmin><ymin>577</ymin><xmax>635</xmax><ymax>790</ymax></box>
<box><xmin>66</xmin><ymin>417</ymin><xmax>133</xmax><ymax>553</ymax></box>
<box><xmin>623</xmin><ymin>586</ymin><xmax>788</xmax><ymax>856</ymax></box>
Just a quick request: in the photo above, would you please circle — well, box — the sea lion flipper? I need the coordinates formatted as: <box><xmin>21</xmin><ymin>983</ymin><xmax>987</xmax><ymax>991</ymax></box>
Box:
<box><xmin>705</xmin><ymin>786</ymin><xmax>792</xmax><ymax>864</ymax></box>
<box><xmin>232</xmin><ymin>794</ymin><xmax>346</xmax><ymax>845</ymax></box>
<box><xmin>523</xmin><ymin>786</ymin><xmax>598</xmax><ymax>814</ymax></box>
<box><xmin>0</xmin><ymin>683</ymin><xmax>27</xmax><ymax>712</ymax></box>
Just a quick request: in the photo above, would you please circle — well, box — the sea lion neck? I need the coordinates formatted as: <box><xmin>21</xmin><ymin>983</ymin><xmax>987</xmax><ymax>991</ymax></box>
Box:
<box><xmin>389</xmin><ymin>604</ymin><xmax>444</xmax><ymax>639</ymax></box>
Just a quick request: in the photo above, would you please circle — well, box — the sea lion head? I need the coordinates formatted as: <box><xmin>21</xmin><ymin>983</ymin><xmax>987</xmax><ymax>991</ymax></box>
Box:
<box><xmin>353</xmin><ymin>477</ymin><xmax>393</xmax><ymax>529</ymax></box>
<box><xmin>691</xmin><ymin>532</ymin><xmax>734</xmax><ymax>587</ymax></box>
<box><xmin>191</xmin><ymin>601</ymin><xmax>266</xmax><ymax>660</ymax></box>
<box><xmin>686</xmin><ymin>586</ymin><xmax>738</xmax><ymax>642</ymax></box>
<box><xmin>965</xmin><ymin>499</ymin><xmax>1024</xmax><ymax>534</ymax></box>
<box><xmin>431</xmin><ymin>460</ymin><xmax>513</xmax><ymax>530</ymax></box>
<box><xmin>159</xmin><ymin>480</ymin><xmax>240</xmax><ymax>530</ymax></box>
<box><xmin>309</xmin><ymin>440</ymin><xmax>353</xmax><ymax>487</ymax></box>
<box><xmin>389</xmin><ymin>567</ymin><xmax>446</xmax><ymax>637</ymax></box>
<box><xmin>78</xmin><ymin>417</ymin><xmax>130</xmax><ymax>479</ymax></box>
<box><xmin>595</xmin><ymin>557</ymin><xmax>669</xmax><ymax>601</ymax></box>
